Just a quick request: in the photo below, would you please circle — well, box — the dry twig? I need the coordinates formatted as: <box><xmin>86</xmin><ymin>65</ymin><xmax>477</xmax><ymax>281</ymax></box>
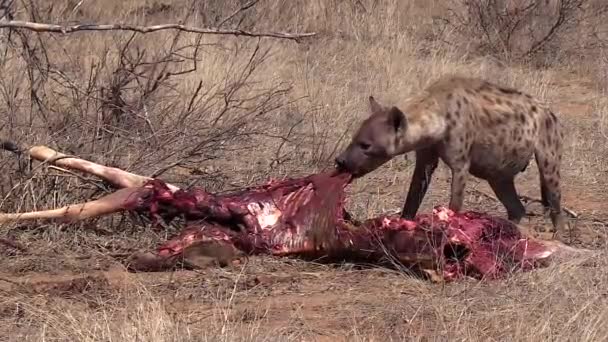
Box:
<box><xmin>468</xmin><ymin>188</ymin><xmax>579</xmax><ymax>218</ymax></box>
<box><xmin>0</xmin><ymin>20</ymin><xmax>316</xmax><ymax>41</ymax></box>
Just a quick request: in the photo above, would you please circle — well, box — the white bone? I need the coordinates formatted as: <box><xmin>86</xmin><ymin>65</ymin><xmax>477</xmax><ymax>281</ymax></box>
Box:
<box><xmin>26</xmin><ymin>145</ymin><xmax>180</xmax><ymax>192</ymax></box>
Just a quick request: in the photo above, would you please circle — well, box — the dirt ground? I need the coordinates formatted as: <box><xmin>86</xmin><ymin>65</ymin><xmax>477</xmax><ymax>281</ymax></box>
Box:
<box><xmin>1</xmin><ymin>1</ymin><xmax>608</xmax><ymax>341</ymax></box>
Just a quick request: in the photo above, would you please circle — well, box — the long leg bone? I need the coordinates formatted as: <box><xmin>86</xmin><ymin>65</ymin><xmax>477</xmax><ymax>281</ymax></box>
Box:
<box><xmin>2</xmin><ymin>142</ymin><xmax>180</xmax><ymax>192</ymax></box>
<box><xmin>0</xmin><ymin>187</ymin><xmax>154</xmax><ymax>224</ymax></box>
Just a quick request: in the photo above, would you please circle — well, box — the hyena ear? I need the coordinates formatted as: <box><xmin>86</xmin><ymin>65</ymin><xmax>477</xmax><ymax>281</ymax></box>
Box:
<box><xmin>368</xmin><ymin>96</ymin><xmax>383</xmax><ymax>113</ymax></box>
<box><xmin>387</xmin><ymin>106</ymin><xmax>407</xmax><ymax>132</ymax></box>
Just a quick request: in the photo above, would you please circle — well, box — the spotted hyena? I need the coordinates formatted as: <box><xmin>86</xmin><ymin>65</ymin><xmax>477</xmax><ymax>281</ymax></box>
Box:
<box><xmin>335</xmin><ymin>75</ymin><xmax>566</xmax><ymax>233</ymax></box>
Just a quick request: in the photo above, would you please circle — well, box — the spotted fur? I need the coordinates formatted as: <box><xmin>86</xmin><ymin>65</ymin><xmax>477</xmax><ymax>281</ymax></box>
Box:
<box><xmin>335</xmin><ymin>75</ymin><xmax>566</xmax><ymax>233</ymax></box>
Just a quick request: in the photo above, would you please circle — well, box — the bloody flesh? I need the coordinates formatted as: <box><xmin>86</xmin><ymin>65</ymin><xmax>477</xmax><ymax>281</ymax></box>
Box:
<box><xmin>126</xmin><ymin>170</ymin><xmax>554</xmax><ymax>281</ymax></box>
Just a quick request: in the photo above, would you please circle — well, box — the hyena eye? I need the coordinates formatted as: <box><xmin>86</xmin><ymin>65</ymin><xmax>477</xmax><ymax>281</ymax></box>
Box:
<box><xmin>359</xmin><ymin>142</ymin><xmax>371</xmax><ymax>150</ymax></box>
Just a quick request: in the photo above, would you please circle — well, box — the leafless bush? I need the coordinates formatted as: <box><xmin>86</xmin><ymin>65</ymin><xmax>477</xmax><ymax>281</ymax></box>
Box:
<box><xmin>440</xmin><ymin>0</ymin><xmax>606</xmax><ymax>65</ymax></box>
<box><xmin>0</xmin><ymin>0</ymin><xmax>305</xmax><ymax>224</ymax></box>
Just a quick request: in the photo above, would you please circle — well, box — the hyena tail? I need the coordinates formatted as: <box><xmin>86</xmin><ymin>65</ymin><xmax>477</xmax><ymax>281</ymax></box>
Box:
<box><xmin>534</xmin><ymin>110</ymin><xmax>566</xmax><ymax>232</ymax></box>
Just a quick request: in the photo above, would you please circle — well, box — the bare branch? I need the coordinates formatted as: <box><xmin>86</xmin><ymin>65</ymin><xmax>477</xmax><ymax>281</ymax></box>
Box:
<box><xmin>0</xmin><ymin>20</ymin><xmax>316</xmax><ymax>41</ymax></box>
<box><xmin>217</xmin><ymin>0</ymin><xmax>260</xmax><ymax>28</ymax></box>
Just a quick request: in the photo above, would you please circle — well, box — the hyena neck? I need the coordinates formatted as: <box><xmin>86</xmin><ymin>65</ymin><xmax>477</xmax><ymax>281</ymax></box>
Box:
<box><xmin>397</xmin><ymin>112</ymin><xmax>447</xmax><ymax>154</ymax></box>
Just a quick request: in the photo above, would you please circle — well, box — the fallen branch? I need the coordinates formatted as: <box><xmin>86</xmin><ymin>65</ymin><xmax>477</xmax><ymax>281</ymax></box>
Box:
<box><xmin>0</xmin><ymin>20</ymin><xmax>316</xmax><ymax>41</ymax></box>
<box><xmin>519</xmin><ymin>195</ymin><xmax>579</xmax><ymax>219</ymax></box>
<box><xmin>468</xmin><ymin>188</ymin><xmax>579</xmax><ymax>219</ymax></box>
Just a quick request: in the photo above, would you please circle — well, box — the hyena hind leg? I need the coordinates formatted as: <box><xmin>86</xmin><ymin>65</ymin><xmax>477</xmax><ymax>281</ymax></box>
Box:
<box><xmin>534</xmin><ymin>151</ymin><xmax>566</xmax><ymax>233</ymax></box>
<box><xmin>487</xmin><ymin>177</ymin><xmax>526</xmax><ymax>223</ymax></box>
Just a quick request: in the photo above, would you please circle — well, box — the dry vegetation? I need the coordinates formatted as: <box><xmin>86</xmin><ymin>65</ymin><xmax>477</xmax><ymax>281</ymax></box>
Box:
<box><xmin>1</xmin><ymin>0</ymin><xmax>608</xmax><ymax>340</ymax></box>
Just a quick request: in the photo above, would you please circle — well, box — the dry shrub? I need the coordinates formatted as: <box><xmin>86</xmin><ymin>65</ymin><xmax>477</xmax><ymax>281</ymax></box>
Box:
<box><xmin>440</xmin><ymin>0</ymin><xmax>608</xmax><ymax>66</ymax></box>
<box><xmin>0</xmin><ymin>0</ymin><xmax>302</xmax><ymax>217</ymax></box>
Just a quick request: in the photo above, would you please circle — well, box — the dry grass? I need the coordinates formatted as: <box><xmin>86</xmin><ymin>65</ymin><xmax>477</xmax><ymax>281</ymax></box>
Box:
<box><xmin>1</xmin><ymin>0</ymin><xmax>608</xmax><ymax>340</ymax></box>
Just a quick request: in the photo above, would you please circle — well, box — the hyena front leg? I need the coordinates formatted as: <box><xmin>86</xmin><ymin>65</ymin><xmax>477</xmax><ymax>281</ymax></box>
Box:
<box><xmin>401</xmin><ymin>148</ymin><xmax>439</xmax><ymax>220</ymax></box>
<box><xmin>447</xmin><ymin>161</ymin><xmax>471</xmax><ymax>213</ymax></box>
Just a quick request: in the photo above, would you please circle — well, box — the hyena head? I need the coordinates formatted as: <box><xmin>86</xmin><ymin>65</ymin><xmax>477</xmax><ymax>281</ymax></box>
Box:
<box><xmin>335</xmin><ymin>96</ymin><xmax>407</xmax><ymax>178</ymax></box>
